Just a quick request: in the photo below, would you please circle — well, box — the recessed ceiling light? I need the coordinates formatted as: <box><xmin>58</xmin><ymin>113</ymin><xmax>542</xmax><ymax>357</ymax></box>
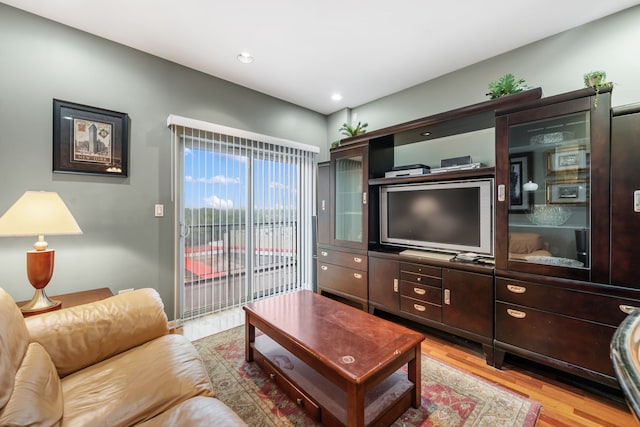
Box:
<box><xmin>331</xmin><ymin>93</ymin><xmax>343</xmax><ymax>101</ymax></box>
<box><xmin>237</xmin><ymin>52</ymin><xmax>254</xmax><ymax>64</ymax></box>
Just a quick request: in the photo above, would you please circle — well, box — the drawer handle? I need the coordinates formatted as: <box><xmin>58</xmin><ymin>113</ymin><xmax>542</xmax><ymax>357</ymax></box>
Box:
<box><xmin>620</xmin><ymin>305</ymin><xmax>640</xmax><ymax>314</ymax></box>
<box><xmin>416</xmin><ymin>277</ymin><xmax>422</xmax><ymax>282</ymax></box>
<box><xmin>269</xmin><ymin>373</ymin><xmax>275</xmax><ymax>380</ymax></box>
<box><xmin>507</xmin><ymin>284</ymin><xmax>526</xmax><ymax>294</ymax></box>
<box><xmin>353</xmin><ymin>256</ymin><xmax>362</xmax><ymax>263</ymax></box>
<box><xmin>296</xmin><ymin>398</ymin><xmax>303</xmax><ymax>406</ymax></box>
<box><xmin>353</xmin><ymin>273</ymin><xmax>363</xmax><ymax>279</ymax></box>
<box><xmin>413</xmin><ymin>287</ymin><xmax>426</xmax><ymax>295</ymax></box>
<box><xmin>320</xmin><ymin>251</ymin><xmax>328</xmax><ymax>257</ymax></box>
<box><xmin>444</xmin><ymin>289</ymin><xmax>450</xmax><ymax>305</ymax></box>
<box><xmin>320</xmin><ymin>265</ymin><xmax>328</xmax><ymax>271</ymax></box>
<box><xmin>507</xmin><ymin>309</ymin><xmax>526</xmax><ymax>319</ymax></box>
<box><xmin>413</xmin><ymin>304</ymin><xmax>426</xmax><ymax>312</ymax></box>
<box><xmin>393</xmin><ymin>279</ymin><xmax>399</xmax><ymax>293</ymax></box>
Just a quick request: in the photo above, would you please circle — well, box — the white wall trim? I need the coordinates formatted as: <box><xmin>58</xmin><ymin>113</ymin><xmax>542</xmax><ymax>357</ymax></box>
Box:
<box><xmin>167</xmin><ymin>114</ymin><xmax>320</xmax><ymax>153</ymax></box>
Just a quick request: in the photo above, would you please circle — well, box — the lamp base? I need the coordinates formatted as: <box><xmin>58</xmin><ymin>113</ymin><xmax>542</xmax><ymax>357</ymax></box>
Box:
<box><xmin>20</xmin><ymin>289</ymin><xmax>61</xmax><ymax>314</ymax></box>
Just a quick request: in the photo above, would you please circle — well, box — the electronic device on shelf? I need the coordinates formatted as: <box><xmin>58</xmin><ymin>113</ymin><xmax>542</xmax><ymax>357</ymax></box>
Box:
<box><xmin>384</xmin><ymin>164</ymin><xmax>430</xmax><ymax>178</ymax></box>
<box><xmin>430</xmin><ymin>162</ymin><xmax>483</xmax><ymax>174</ymax></box>
<box><xmin>455</xmin><ymin>252</ymin><xmax>480</xmax><ymax>262</ymax></box>
<box><xmin>380</xmin><ymin>179</ymin><xmax>494</xmax><ymax>256</ymax></box>
<box><xmin>440</xmin><ymin>155</ymin><xmax>473</xmax><ymax>168</ymax></box>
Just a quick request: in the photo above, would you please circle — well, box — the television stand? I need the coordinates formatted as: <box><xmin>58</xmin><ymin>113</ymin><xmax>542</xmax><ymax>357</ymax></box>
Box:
<box><xmin>400</xmin><ymin>249</ymin><xmax>454</xmax><ymax>261</ymax></box>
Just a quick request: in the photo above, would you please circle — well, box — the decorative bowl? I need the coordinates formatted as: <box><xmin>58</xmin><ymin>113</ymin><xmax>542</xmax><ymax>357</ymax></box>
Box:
<box><xmin>525</xmin><ymin>256</ymin><xmax>584</xmax><ymax>268</ymax></box>
<box><xmin>526</xmin><ymin>204</ymin><xmax>571</xmax><ymax>226</ymax></box>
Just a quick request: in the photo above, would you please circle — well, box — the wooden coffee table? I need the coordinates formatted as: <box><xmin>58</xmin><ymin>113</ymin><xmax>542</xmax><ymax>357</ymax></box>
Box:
<box><xmin>243</xmin><ymin>290</ymin><xmax>424</xmax><ymax>426</ymax></box>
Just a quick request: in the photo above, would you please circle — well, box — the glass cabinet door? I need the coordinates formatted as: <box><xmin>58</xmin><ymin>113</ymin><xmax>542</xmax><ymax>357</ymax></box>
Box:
<box><xmin>506</xmin><ymin>110</ymin><xmax>591</xmax><ymax>274</ymax></box>
<box><xmin>332</xmin><ymin>146</ymin><xmax>368</xmax><ymax>248</ymax></box>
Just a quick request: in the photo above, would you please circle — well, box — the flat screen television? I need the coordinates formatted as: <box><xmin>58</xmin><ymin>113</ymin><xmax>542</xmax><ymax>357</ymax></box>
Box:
<box><xmin>379</xmin><ymin>179</ymin><xmax>494</xmax><ymax>256</ymax></box>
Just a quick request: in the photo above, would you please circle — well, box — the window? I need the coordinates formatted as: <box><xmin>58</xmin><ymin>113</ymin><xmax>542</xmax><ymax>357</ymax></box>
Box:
<box><xmin>169</xmin><ymin>116</ymin><xmax>318</xmax><ymax>320</ymax></box>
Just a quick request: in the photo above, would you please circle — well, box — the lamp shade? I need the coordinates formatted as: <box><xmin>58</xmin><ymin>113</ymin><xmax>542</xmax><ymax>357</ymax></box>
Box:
<box><xmin>0</xmin><ymin>191</ymin><xmax>82</xmax><ymax>237</ymax></box>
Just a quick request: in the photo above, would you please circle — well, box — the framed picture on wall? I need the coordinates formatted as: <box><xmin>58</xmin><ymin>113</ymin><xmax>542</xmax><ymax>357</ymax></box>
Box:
<box><xmin>53</xmin><ymin>99</ymin><xmax>129</xmax><ymax>177</ymax></box>
<box><xmin>509</xmin><ymin>153</ymin><xmax>533</xmax><ymax>212</ymax></box>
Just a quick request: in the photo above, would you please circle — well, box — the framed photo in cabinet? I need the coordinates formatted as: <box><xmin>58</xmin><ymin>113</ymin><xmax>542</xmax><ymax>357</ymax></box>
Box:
<box><xmin>545</xmin><ymin>145</ymin><xmax>588</xmax><ymax>175</ymax></box>
<box><xmin>546</xmin><ymin>178</ymin><xmax>588</xmax><ymax>205</ymax></box>
<box><xmin>509</xmin><ymin>153</ymin><xmax>532</xmax><ymax>212</ymax></box>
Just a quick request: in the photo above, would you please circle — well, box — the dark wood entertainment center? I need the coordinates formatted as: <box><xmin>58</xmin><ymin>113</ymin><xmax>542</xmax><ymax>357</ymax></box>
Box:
<box><xmin>316</xmin><ymin>86</ymin><xmax>640</xmax><ymax>388</ymax></box>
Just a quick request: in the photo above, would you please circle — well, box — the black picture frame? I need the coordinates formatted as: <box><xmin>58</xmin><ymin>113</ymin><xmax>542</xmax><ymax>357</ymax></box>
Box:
<box><xmin>509</xmin><ymin>153</ymin><xmax>533</xmax><ymax>212</ymax></box>
<box><xmin>53</xmin><ymin>99</ymin><xmax>129</xmax><ymax>177</ymax></box>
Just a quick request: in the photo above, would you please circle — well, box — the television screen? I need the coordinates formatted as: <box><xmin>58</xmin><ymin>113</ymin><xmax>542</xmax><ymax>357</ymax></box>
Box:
<box><xmin>387</xmin><ymin>187</ymin><xmax>480</xmax><ymax>246</ymax></box>
<box><xmin>380</xmin><ymin>179</ymin><xmax>493</xmax><ymax>255</ymax></box>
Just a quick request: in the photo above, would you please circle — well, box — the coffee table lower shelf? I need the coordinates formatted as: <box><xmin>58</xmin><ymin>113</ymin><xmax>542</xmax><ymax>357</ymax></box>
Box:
<box><xmin>251</xmin><ymin>334</ymin><xmax>415</xmax><ymax>427</ymax></box>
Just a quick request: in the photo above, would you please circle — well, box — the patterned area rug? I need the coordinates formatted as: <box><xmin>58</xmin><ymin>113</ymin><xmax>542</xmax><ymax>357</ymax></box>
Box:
<box><xmin>194</xmin><ymin>326</ymin><xmax>540</xmax><ymax>426</ymax></box>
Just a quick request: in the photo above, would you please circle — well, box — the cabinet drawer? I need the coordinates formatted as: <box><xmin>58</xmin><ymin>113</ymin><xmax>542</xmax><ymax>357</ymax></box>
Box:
<box><xmin>400</xmin><ymin>262</ymin><xmax>441</xmax><ymax>278</ymax></box>
<box><xmin>317</xmin><ymin>248</ymin><xmax>367</xmax><ymax>270</ymax></box>
<box><xmin>254</xmin><ymin>348</ymin><xmax>321</xmax><ymax>420</ymax></box>
<box><xmin>400</xmin><ymin>296</ymin><xmax>442</xmax><ymax>322</ymax></box>
<box><xmin>496</xmin><ymin>277</ymin><xmax>640</xmax><ymax>327</ymax></box>
<box><xmin>400</xmin><ymin>271</ymin><xmax>441</xmax><ymax>287</ymax></box>
<box><xmin>317</xmin><ymin>261</ymin><xmax>367</xmax><ymax>299</ymax></box>
<box><xmin>496</xmin><ymin>302</ymin><xmax>616</xmax><ymax>376</ymax></box>
<box><xmin>400</xmin><ymin>281</ymin><xmax>441</xmax><ymax>305</ymax></box>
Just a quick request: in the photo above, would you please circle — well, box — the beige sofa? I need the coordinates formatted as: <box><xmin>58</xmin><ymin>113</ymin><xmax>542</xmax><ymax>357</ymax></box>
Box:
<box><xmin>0</xmin><ymin>287</ymin><xmax>246</xmax><ymax>426</ymax></box>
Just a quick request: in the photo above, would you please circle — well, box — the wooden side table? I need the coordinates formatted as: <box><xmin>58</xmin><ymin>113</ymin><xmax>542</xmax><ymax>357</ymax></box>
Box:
<box><xmin>17</xmin><ymin>287</ymin><xmax>113</xmax><ymax>317</ymax></box>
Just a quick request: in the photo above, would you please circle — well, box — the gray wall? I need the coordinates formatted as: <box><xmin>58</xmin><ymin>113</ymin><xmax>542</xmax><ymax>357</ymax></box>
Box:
<box><xmin>0</xmin><ymin>4</ymin><xmax>327</xmax><ymax>315</ymax></box>
<box><xmin>347</xmin><ymin>5</ymin><xmax>640</xmax><ymax>165</ymax></box>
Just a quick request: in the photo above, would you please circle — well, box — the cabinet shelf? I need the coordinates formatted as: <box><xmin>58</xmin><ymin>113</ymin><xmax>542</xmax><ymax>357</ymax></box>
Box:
<box><xmin>369</xmin><ymin>167</ymin><xmax>495</xmax><ymax>186</ymax></box>
<box><xmin>509</xmin><ymin>137</ymin><xmax>590</xmax><ymax>154</ymax></box>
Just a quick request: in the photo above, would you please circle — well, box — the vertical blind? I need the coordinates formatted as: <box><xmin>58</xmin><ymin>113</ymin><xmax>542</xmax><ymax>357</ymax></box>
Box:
<box><xmin>168</xmin><ymin>116</ymin><xmax>318</xmax><ymax>321</ymax></box>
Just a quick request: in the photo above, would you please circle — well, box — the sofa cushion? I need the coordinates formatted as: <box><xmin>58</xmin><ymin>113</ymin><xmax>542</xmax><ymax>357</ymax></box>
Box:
<box><xmin>0</xmin><ymin>288</ymin><xmax>30</xmax><ymax>410</ymax></box>
<box><xmin>136</xmin><ymin>396</ymin><xmax>247</xmax><ymax>426</ymax></box>
<box><xmin>26</xmin><ymin>288</ymin><xmax>169</xmax><ymax>377</ymax></box>
<box><xmin>0</xmin><ymin>342</ymin><xmax>63</xmax><ymax>427</ymax></box>
<box><xmin>60</xmin><ymin>334</ymin><xmax>215</xmax><ymax>427</ymax></box>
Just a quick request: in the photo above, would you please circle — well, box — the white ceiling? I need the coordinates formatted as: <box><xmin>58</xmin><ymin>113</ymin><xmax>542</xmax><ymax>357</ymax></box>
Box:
<box><xmin>3</xmin><ymin>0</ymin><xmax>639</xmax><ymax>115</ymax></box>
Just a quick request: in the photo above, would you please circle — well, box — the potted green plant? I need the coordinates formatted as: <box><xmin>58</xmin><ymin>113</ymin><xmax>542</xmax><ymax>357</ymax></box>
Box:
<box><xmin>583</xmin><ymin>70</ymin><xmax>611</xmax><ymax>108</ymax></box>
<box><xmin>339</xmin><ymin>121</ymin><xmax>368</xmax><ymax>137</ymax></box>
<box><xmin>330</xmin><ymin>140</ymin><xmax>340</xmax><ymax>149</ymax></box>
<box><xmin>486</xmin><ymin>73</ymin><xmax>527</xmax><ymax>99</ymax></box>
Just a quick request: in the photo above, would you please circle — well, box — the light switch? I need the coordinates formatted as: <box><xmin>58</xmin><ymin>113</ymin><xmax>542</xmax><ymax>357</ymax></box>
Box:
<box><xmin>155</xmin><ymin>204</ymin><xmax>164</xmax><ymax>217</ymax></box>
<box><xmin>634</xmin><ymin>190</ymin><xmax>640</xmax><ymax>212</ymax></box>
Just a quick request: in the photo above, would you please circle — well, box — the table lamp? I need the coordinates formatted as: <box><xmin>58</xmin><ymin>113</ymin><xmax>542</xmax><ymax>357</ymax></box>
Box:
<box><xmin>0</xmin><ymin>191</ymin><xmax>82</xmax><ymax>314</ymax></box>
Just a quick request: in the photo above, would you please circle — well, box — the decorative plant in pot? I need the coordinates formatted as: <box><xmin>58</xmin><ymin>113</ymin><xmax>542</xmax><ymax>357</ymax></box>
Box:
<box><xmin>583</xmin><ymin>70</ymin><xmax>612</xmax><ymax>108</ymax></box>
<box><xmin>486</xmin><ymin>73</ymin><xmax>528</xmax><ymax>99</ymax></box>
<box><xmin>339</xmin><ymin>121</ymin><xmax>368</xmax><ymax>137</ymax></box>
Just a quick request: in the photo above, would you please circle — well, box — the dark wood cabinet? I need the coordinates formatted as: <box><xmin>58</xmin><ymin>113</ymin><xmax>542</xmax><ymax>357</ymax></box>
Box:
<box><xmin>493</xmin><ymin>88</ymin><xmax>640</xmax><ymax>386</ymax></box>
<box><xmin>317</xmin><ymin>247</ymin><xmax>368</xmax><ymax>310</ymax></box>
<box><xmin>368</xmin><ymin>255</ymin><xmax>399</xmax><ymax>312</ymax></box>
<box><xmin>442</xmin><ymin>269</ymin><xmax>493</xmax><ymax>359</ymax></box>
<box><xmin>611</xmin><ymin>104</ymin><xmax>640</xmax><ymax>287</ymax></box>
<box><xmin>315</xmin><ymin>86</ymin><xmax>640</xmax><ymax>389</ymax></box>
<box><xmin>316</xmin><ymin>162</ymin><xmax>331</xmax><ymax>246</ymax></box>
<box><xmin>330</xmin><ymin>143</ymin><xmax>369</xmax><ymax>250</ymax></box>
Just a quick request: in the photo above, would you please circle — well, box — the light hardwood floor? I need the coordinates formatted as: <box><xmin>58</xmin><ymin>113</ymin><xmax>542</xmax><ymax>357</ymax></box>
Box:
<box><xmin>418</xmin><ymin>329</ymin><xmax>635</xmax><ymax>427</ymax></box>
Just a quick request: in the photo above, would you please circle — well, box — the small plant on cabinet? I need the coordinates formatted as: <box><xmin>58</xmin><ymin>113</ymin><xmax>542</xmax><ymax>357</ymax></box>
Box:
<box><xmin>583</xmin><ymin>70</ymin><xmax>611</xmax><ymax>108</ymax></box>
<box><xmin>486</xmin><ymin>73</ymin><xmax>528</xmax><ymax>99</ymax></box>
<box><xmin>339</xmin><ymin>121</ymin><xmax>368</xmax><ymax>137</ymax></box>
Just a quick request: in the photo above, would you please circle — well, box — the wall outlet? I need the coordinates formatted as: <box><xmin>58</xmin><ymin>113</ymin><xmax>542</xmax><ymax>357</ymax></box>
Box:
<box><xmin>155</xmin><ymin>204</ymin><xmax>164</xmax><ymax>217</ymax></box>
<box><xmin>118</xmin><ymin>288</ymin><xmax>134</xmax><ymax>294</ymax></box>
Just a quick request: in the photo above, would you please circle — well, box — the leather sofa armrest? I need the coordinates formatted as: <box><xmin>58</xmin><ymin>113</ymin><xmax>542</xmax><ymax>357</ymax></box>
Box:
<box><xmin>26</xmin><ymin>288</ymin><xmax>169</xmax><ymax>377</ymax></box>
